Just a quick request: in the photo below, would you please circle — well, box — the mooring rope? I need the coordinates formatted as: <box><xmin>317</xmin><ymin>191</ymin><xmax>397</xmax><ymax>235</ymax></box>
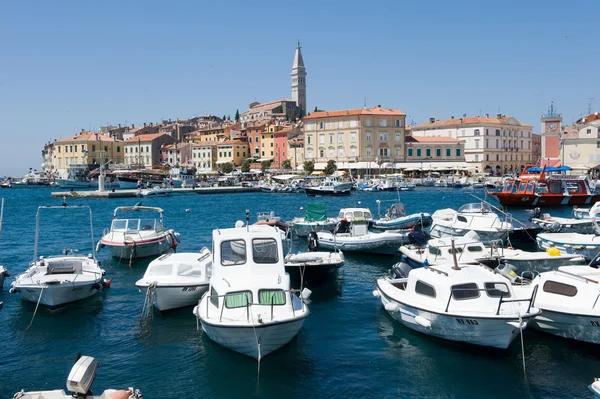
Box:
<box><xmin>26</xmin><ymin>285</ymin><xmax>45</xmax><ymax>330</ymax></box>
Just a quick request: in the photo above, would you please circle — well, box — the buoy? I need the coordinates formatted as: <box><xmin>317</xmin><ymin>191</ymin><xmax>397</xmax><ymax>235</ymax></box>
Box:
<box><xmin>185</xmin><ymin>209</ymin><xmax>191</xmax><ymax>213</ymax></box>
<box><xmin>372</xmin><ymin>290</ymin><xmax>380</xmax><ymax>298</ymax></box>
<box><xmin>301</xmin><ymin>287</ymin><xmax>312</xmax><ymax>300</ymax></box>
<box><xmin>414</xmin><ymin>315</ymin><xmax>432</xmax><ymax>329</ymax></box>
<box><xmin>384</xmin><ymin>303</ymin><xmax>398</xmax><ymax>312</ymax></box>
<box><xmin>102</xmin><ymin>278</ymin><xmax>112</xmax><ymax>289</ymax></box>
<box><xmin>546</xmin><ymin>247</ymin><xmax>561</xmax><ymax>256</ymax></box>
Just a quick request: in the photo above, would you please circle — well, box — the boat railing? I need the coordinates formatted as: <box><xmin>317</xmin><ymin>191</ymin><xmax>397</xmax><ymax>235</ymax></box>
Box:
<box><xmin>555</xmin><ymin>269</ymin><xmax>599</xmax><ymax>284</ymax></box>
<box><xmin>443</xmin><ymin>284</ymin><xmax>539</xmax><ymax>315</ymax></box>
<box><xmin>205</xmin><ymin>289</ymin><xmax>305</xmax><ymax>322</ymax></box>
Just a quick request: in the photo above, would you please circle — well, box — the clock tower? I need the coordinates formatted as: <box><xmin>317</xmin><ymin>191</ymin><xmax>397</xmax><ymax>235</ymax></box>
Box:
<box><xmin>540</xmin><ymin>101</ymin><xmax>562</xmax><ymax>164</ymax></box>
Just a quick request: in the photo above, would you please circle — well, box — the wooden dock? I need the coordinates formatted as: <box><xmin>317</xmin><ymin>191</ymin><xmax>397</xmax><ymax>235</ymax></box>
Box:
<box><xmin>50</xmin><ymin>186</ymin><xmax>261</xmax><ymax>198</ymax></box>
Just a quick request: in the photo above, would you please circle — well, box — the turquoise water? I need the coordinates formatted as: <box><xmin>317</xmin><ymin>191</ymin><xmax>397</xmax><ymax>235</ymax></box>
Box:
<box><xmin>0</xmin><ymin>188</ymin><xmax>595</xmax><ymax>398</ymax></box>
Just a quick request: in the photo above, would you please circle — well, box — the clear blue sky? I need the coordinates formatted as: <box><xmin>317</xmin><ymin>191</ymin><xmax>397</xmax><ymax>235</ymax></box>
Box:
<box><xmin>1</xmin><ymin>0</ymin><xmax>598</xmax><ymax>175</ymax></box>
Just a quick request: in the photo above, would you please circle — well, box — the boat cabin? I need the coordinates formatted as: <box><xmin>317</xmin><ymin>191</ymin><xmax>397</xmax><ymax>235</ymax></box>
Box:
<box><xmin>338</xmin><ymin>208</ymin><xmax>373</xmax><ymax>222</ymax></box>
<box><xmin>534</xmin><ymin>265</ymin><xmax>600</xmax><ymax>312</ymax></box>
<box><xmin>110</xmin><ymin>206</ymin><xmax>164</xmax><ymax>233</ymax></box>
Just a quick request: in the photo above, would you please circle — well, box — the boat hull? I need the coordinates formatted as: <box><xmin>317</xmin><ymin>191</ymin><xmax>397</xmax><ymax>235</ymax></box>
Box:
<box><xmin>317</xmin><ymin>232</ymin><xmax>407</xmax><ymax>255</ymax></box>
<box><xmin>102</xmin><ymin>236</ymin><xmax>173</xmax><ymax>259</ymax></box>
<box><xmin>138</xmin><ymin>284</ymin><xmax>209</xmax><ymax>311</ymax></box>
<box><xmin>305</xmin><ymin>187</ymin><xmax>351</xmax><ymax>196</ymax></box>
<box><xmin>375</xmin><ymin>213</ymin><xmax>432</xmax><ymax>230</ymax></box>
<box><xmin>536</xmin><ymin>234</ymin><xmax>600</xmax><ymax>262</ymax></box>
<box><xmin>429</xmin><ymin>223</ymin><xmax>509</xmax><ymax>245</ymax></box>
<box><xmin>531</xmin><ymin>309</ymin><xmax>600</xmax><ymax>344</ymax></box>
<box><xmin>15</xmin><ymin>282</ymin><xmax>101</xmax><ymax>308</ymax></box>
<box><xmin>491</xmin><ymin>192</ymin><xmax>600</xmax><ymax>207</ymax></box>
<box><xmin>377</xmin><ymin>283</ymin><xmax>531</xmax><ymax>349</ymax></box>
<box><xmin>200</xmin><ymin>317</ymin><xmax>307</xmax><ymax>359</ymax></box>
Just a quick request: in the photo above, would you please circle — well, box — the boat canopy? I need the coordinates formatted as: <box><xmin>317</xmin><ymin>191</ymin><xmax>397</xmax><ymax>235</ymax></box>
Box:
<box><xmin>305</xmin><ymin>202</ymin><xmax>327</xmax><ymax>222</ymax></box>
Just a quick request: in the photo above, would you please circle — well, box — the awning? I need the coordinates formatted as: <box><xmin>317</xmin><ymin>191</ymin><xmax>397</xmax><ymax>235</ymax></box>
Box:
<box><xmin>311</xmin><ymin>171</ymin><xmax>325</xmax><ymax>176</ymax></box>
<box><xmin>273</xmin><ymin>174</ymin><xmax>302</xmax><ymax>181</ymax></box>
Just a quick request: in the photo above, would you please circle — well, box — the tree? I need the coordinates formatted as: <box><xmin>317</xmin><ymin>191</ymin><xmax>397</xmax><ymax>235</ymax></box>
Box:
<box><xmin>221</xmin><ymin>162</ymin><xmax>233</xmax><ymax>174</ymax></box>
<box><xmin>235</xmin><ymin>109</ymin><xmax>240</xmax><ymax>122</ymax></box>
<box><xmin>261</xmin><ymin>160</ymin><xmax>271</xmax><ymax>173</ymax></box>
<box><xmin>241</xmin><ymin>159</ymin><xmax>250</xmax><ymax>173</ymax></box>
<box><xmin>324</xmin><ymin>159</ymin><xmax>336</xmax><ymax>175</ymax></box>
<box><xmin>282</xmin><ymin>159</ymin><xmax>292</xmax><ymax>170</ymax></box>
<box><xmin>222</xmin><ymin>115</ymin><xmax>226</xmax><ymax>121</ymax></box>
<box><xmin>227</xmin><ymin>115</ymin><xmax>231</xmax><ymax>121</ymax></box>
<box><xmin>303</xmin><ymin>160</ymin><xmax>314</xmax><ymax>175</ymax></box>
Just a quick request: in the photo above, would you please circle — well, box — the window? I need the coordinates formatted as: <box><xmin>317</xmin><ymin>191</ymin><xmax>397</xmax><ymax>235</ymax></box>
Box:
<box><xmin>320</xmin><ymin>149</ymin><xmax>324</xmax><ymax>157</ymax></box>
<box><xmin>484</xmin><ymin>282</ymin><xmax>510</xmax><ymax>298</ymax></box>
<box><xmin>485</xmin><ymin>139</ymin><xmax>489</xmax><ymax>148</ymax></box>
<box><xmin>210</xmin><ymin>287</ymin><xmax>219</xmax><ymax>307</ymax></box>
<box><xmin>475</xmin><ymin>140</ymin><xmax>480</xmax><ymax>149</ymax></box>
<box><xmin>338</xmin><ymin>134</ymin><xmax>344</xmax><ymax>143</ymax></box>
<box><xmin>486</xmin><ymin>129</ymin><xmax>489</xmax><ymax>135</ymax></box>
<box><xmin>225</xmin><ymin>291</ymin><xmax>252</xmax><ymax>308</ymax></box>
<box><xmin>379</xmin><ymin>133</ymin><xmax>388</xmax><ymax>142</ymax></box>
<box><xmin>416</xmin><ymin>148</ymin><xmax>422</xmax><ymax>157</ymax></box>
<box><xmin>117</xmin><ymin>146</ymin><xmax>121</xmax><ymax>153</ymax></box>
<box><xmin>307</xmin><ymin>135</ymin><xmax>312</xmax><ymax>144</ymax></box>
<box><xmin>395</xmin><ymin>132</ymin><xmax>401</xmax><ymax>142</ymax></box>
<box><xmin>307</xmin><ymin>149</ymin><xmax>313</xmax><ymax>158</ymax></box>
<box><xmin>319</xmin><ymin>135</ymin><xmax>325</xmax><ymax>144</ymax></box>
<box><xmin>338</xmin><ymin>121</ymin><xmax>343</xmax><ymax>128</ymax></box>
<box><xmin>486</xmin><ymin>154</ymin><xmax>489</xmax><ymax>161</ymax></box>
<box><xmin>329</xmin><ymin>135</ymin><xmax>334</xmax><ymax>144</ymax></box>
<box><xmin>474</xmin><ymin>129</ymin><xmax>480</xmax><ymax>136</ymax></box>
<box><xmin>252</xmin><ymin>238</ymin><xmax>279</xmax><ymax>263</ymax></box>
<box><xmin>426</xmin><ymin>148</ymin><xmax>431</xmax><ymax>157</ymax></box>
<box><xmin>415</xmin><ymin>281</ymin><xmax>436</xmax><ymax>298</ymax></box>
<box><xmin>428</xmin><ymin>247</ymin><xmax>441</xmax><ymax>255</ymax></box>
<box><xmin>69</xmin><ymin>145</ymin><xmax>73</xmax><ymax>152</ymax></box>
<box><xmin>379</xmin><ymin>119</ymin><xmax>387</xmax><ymax>127</ymax></box>
<box><xmin>259</xmin><ymin>289</ymin><xmax>286</xmax><ymax>305</ymax></box>
<box><xmin>456</xmin><ymin>148</ymin><xmax>461</xmax><ymax>156</ymax></box>
<box><xmin>366</xmin><ymin>132</ymin><xmax>371</xmax><ymax>142</ymax></box>
<box><xmin>58</xmin><ymin>146</ymin><xmax>61</xmax><ymax>153</ymax></box>
<box><xmin>451</xmin><ymin>283</ymin><xmax>480</xmax><ymax>300</ymax></box>
<box><xmin>395</xmin><ymin>148</ymin><xmax>401</xmax><ymax>157</ymax></box>
<box><xmin>74</xmin><ymin>145</ymin><xmax>78</xmax><ymax>152</ymax></box>
<box><xmin>350</xmin><ymin>120</ymin><xmax>357</xmax><ymax>128</ymax></box>
<box><xmin>395</xmin><ymin>119</ymin><xmax>401</xmax><ymax>127</ymax></box>
<box><xmin>366</xmin><ymin>147</ymin><xmax>372</xmax><ymax>156</ymax></box>
<box><xmin>495</xmin><ymin>129</ymin><xmax>500</xmax><ymax>136</ymax></box>
<box><xmin>543</xmin><ymin>280</ymin><xmax>577</xmax><ymax>297</ymax></box>
<box><xmin>92</xmin><ymin>145</ymin><xmax>96</xmax><ymax>152</ymax></box>
<box><xmin>319</xmin><ymin>122</ymin><xmax>324</xmax><ymax>129</ymax></box>
<box><xmin>446</xmin><ymin>148</ymin><xmax>450</xmax><ymax>157</ymax></box>
<box><xmin>408</xmin><ymin>148</ymin><xmax>413</xmax><ymax>157</ymax></box>
<box><xmin>350</xmin><ymin>147</ymin><xmax>357</xmax><ymax>157</ymax></box>
<box><xmin>475</xmin><ymin>154</ymin><xmax>479</xmax><ymax>161</ymax></box>
<box><xmin>365</xmin><ymin>119</ymin><xmax>371</xmax><ymax>127</ymax></box>
<box><xmin>338</xmin><ymin>147</ymin><xmax>344</xmax><ymax>157</ymax></box>
<box><xmin>351</xmin><ymin>132</ymin><xmax>357</xmax><ymax>142</ymax></box>
<box><xmin>597</xmin><ymin>141</ymin><xmax>600</xmax><ymax>149</ymax></box>
<box><xmin>106</xmin><ymin>146</ymin><xmax>109</xmax><ymax>152</ymax></box>
<box><xmin>587</xmin><ymin>129</ymin><xmax>592</xmax><ymax>135</ymax></box>
<box><xmin>221</xmin><ymin>240</ymin><xmax>246</xmax><ymax>265</ymax></box>
<box><xmin>328</xmin><ymin>147</ymin><xmax>334</xmax><ymax>157</ymax></box>
<box><xmin>435</xmin><ymin>148</ymin><xmax>441</xmax><ymax>157</ymax></box>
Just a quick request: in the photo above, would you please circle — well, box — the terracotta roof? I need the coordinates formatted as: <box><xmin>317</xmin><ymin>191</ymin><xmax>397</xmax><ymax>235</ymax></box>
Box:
<box><xmin>413</xmin><ymin>115</ymin><xmax>532</xmax><ymax>129</ymax></box>
<box><xmin>57</xmin><ymin>132</ymin><xmax>118</xmax><ymax>143</ymax></box>
<box><xmin>124</xmin><ymin>132</ymin><xmax>171</xmax><ymax>143</ymax></box>
<box><xmin>577</xmin><ymin>112</ymin><xmax>600</xmax><ymax>124</ymax></box>
<box><xmin>192</xmin><ymin>142</ymin><xmax>219</xmax><ymax>147</ymax></box>
<box><xmin>304</xmin><ymin>106</ymin><xmax>405</xmax><ymax>119</ymax></box>
<box><xmin>405</xmin><ymin>136</ymin><xmax>461</xmax><ymax>143</ymax></box>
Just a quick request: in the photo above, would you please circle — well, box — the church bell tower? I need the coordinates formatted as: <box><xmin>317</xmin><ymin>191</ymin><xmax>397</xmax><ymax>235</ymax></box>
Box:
<box><xmin>291</xmin><ymin>41</ymin><xmax>307</xmax><ymax>114</ymax></box>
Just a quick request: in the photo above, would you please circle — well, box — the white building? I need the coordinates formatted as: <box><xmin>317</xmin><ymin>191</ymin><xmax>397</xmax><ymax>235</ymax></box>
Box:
<box><xmin>561</xmin><ymin>120</ymin><xmax>600</xmax><ymax>168</ymax></box>
<box><xmin>411</xmin><ymin>114</ymin><xmax>533</xmax><ymax>175</ymax></box>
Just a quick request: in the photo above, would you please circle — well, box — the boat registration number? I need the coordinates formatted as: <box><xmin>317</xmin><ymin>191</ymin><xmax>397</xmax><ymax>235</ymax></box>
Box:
<box><xmin>456</xmin><ymin>318</ymin><xmax>478</xmax><ymax>325</ymax></box>
<box><xmin>182</xmin><ymin>286</ymin><xmax>197</xmax><ymax>292</ymax></box>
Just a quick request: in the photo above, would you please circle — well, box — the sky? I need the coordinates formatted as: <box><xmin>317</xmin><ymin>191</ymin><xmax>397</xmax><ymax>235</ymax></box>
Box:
<box><xmin>1</xmin><ymin>0</ymin><xmax>599</xmax><ymax>176</ymax></box>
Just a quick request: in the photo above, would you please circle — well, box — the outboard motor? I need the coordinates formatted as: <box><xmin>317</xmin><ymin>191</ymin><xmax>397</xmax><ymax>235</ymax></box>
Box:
<box><xmin>496</xmin><ymin>263</ymin><xmax>521</xmax><ymax>284</ymax></box>
<box><xmin>548</xmin><ymin>221</ymin><xmax>562</xmax><ymax>233</ymax></box>
<box><xmin>307</xmin><ymin>232</ymin><xmax>320</xmax><ymax>252</ymax></box>
<box><xmin>590</xmin><ymin>253</ymin><xmax>600</xmax><ymax>269</ymax></box>
<box><xmin>392</xmin><ymin>261</ymin><xmax>413</xmax><ymax>279</ymax></box>
<box><xmin>531</xmin><ymin>207</ymin><xmax>541</xmax><ymax>220</ymax></box>
<box><xmin>408</xmin><ymin>230</ymin><xmax>428</xmax><ymax>247</ymax></box>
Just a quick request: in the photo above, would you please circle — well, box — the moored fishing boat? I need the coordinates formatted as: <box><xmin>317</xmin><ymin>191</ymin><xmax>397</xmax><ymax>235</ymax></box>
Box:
<box><xmin>305</xmin><ymin>180</ymin><xmax>352</xmax><ymax>196</ymax></box>
<box><xmin>10</xmin><ymin>205</ymin><xmax>110</xmax><ymax>308</ymax></box>
<box><xmin>374</xmin><ymin>203</ymin><xmax>432</xmax><ymax>230</ymax></box>
<box><xmin>289</xmin><ymin>202</ymin><xmax>337</xmax><ymax>237</ymax></box>
<box><xmin>536</xmin><ymin>232</ymin><xmax>600</xmax><ymax>262</ymax></box>
<box><xmin>284</xmin><ymin>233</ymin><xmax>344</xmax><ymax>287</ymax></box>
<box><xmin>97</xmin><ymin>206</ymin><xmax>180</xmax><ymax>260</ymax></box>
<box><xmin>135</xmin><ymin>248</ymin><xmax>212</xmax><ymax>311</ymax></box>
<box><xmin>193</xmin><ymin>223</ymin><xmax>309</xmax><ymax>360</ymax></box>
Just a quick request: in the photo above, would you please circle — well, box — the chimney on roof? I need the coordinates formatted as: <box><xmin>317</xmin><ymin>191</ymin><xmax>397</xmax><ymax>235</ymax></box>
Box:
<box><xmin>144</xmin><ymin>123</ymin><xmax>147</xmax><ymax>127</ymax></box>
<box><xmin>132</xmin><ymin>124</ymin><xmax>135</xmax><ymax>128</ymax></box>
<box><xmin>429</xmin><ymin>117</ymin><xmax>435</xmax><ymax>123</ymax></box>
<box><xmin>460</xmin><ymin>118</ymin><xmax>463</xmax><ymax>124</ymax></box>
<box><xmin>451</xmin><ymin>116</ymin><xmax>454</xmax><ymax>119</ymax></box>
<box><xmin>485</xmin><ymin>113</ymin><xmax>489</xmax><ymax>118</ymax></box>
<box><xmin>80</xmin><ymin>129</ymin><xmax>85</xmax><ymax>133</ymax></box>
<box><xmin>118</xmin><ymin>123</ymin><xmax>121</xmax><ymax>128</ymax></box>
<box><xmin>377</xmin><ymin>104</ymin><xmax>381</xmax><ymax>108</ymax></box>
<box><xmin>497</xmin><ymin>113</ymin><xmax>502</xmax><ymax>119</ymax></box>
<box><xmin>150</xmin><ymin>122</ymin><xmax>154</xmax><ymax>127</ymax></box>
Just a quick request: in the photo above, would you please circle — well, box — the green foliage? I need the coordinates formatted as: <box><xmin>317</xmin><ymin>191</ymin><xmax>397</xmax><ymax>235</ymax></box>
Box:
<box><xmin>261</xmin><ymin>160</ymin><xmax>271</xmax><ymax>173</ymax></box>
<box><xmin>241</xmin><ymin>159</ymin><xmax>250</xmax><ymax>173</ymax></box>
<box><xmin>221</xmin><ymin>162</ymin><xmax>233</xmax><ymax>174</ymax></box>
<box><xmin>324</xmin><ymin>159</ymin><xmax>336</xmax><ymax>175</ymax></box>
<box><xmin>282</xmin><ymin>159</ymin><xmax>291</xmax><ymax>170</ymax></box>
<box><xmin>235</xmin><ymin>109</ymin><xmax>240</xmax><ymax>121</ymax></box>
<box><xmin>303</xmin><ymin>160</ymin><xmax>314</xmax><ymax>174</ymax></box>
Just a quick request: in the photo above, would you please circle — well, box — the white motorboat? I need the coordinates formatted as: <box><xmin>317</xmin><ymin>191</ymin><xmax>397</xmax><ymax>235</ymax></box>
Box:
<box><xmin>305</xmin><ymin>179</ymin><xmax>352</xmax><ymax>196</ymax></box>
<box><xmin>289</xmin><ymin>202</ymin><xmax>337</xmax><ymax>237</ymax></box>
<box><xmin>590</xmin><ymin>378</ymin><xmax>600</xmax><ymax>398</ymax></box>
<box><xmin>573</xmin><ymin>202</ymin><xmax>600</xmax><ymax>219</ymax></box>
<box><xmin>284</xmin><ymin>234</ymin><xmax>344</xmax><ymax>287</ymax></box>
<box><xmin>135</xmin><ymin>248</ymin><xmax>212</xmax><ymax>311</ymax></box>
<box><xmin>509</xmin><ymin>265</ymin><xmax>600</xmax><ymax>344</ymax></box>
<box><xmin>13</xmin><ymin>355</ymin><xmax>143</xmax><ymax>399</ymax></box>
<box><xmin>193</xmin><ymin>224</ymin><xmax>309</xmax><ymax>360</ymax></box>
<box><xmin>0</xmin><ymin>265</ymin><xmax>9</xmax><ymax>288</ymax></box>
<box><xmin>317</xmin><ymin>214</ymin><xmax>408</xmax><ymax>255</ymax></box>
<box><xmin>137</xmin><ymin>186</ymin><xmax>173</xmax><ymax>197</ymax></box>
<box><xmin>10</xmin><ymin>206</ymin><xmax>109</xmax><ymax>308</ymax></box>
<box><xmin>374</xmin><ymin>262</ymin><xmax>540</xmax><ymax>349</ymax></box>
<box><xmin>536</xmin><ymin>232</ymin><xmax>600</xmax><ymax>262</ymax></box>
<box><xmin>98</xmin><ymin>206</ymin><xmax>181</xmax><ymax>260</ymax></box>
<box><xmin>166</xmin><ymin>166</ymin><xmax>196</xmax><ymax>188</ymax></box>
<box><xmin>399</xmin><ymin>231</ymin><xmax>586</xmax><ymax>274</ymax></box>
<box><xmin>531</xmin><ymin>204</ymin><xmax>599</xmax><ymax>234</ymax></box>
<box><xmin>429</xmin><ymin>202</ymin><xmax>514</xmax><ymax>244</ymax></box>
<box><xmin>336</xmin><ymin>207</ymin><xmax>374</xmax><ymax>222</ymax></box>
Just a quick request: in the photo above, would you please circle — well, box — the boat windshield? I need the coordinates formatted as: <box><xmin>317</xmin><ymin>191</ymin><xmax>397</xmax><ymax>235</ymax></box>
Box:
<box><xmin>111</xmin><ymin>218</ymin><xmax>159</xmax><ymax>231</ymax></box>
<box><xmin>458</xmin><ymin>203</ymin><xmax>492</xmax><ymax>214</ymax></box>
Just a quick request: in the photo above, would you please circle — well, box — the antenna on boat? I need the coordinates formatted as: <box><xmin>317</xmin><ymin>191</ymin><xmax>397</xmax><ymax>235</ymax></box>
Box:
<box><xmin>246</xmin><ymin>209</ymin><xmax>250</xmax><ymax>231</ymax></box>
<box><xmin>450</xmin><ymin>238</ymin><xmax>460</xmax><ymax>270</ymax></box>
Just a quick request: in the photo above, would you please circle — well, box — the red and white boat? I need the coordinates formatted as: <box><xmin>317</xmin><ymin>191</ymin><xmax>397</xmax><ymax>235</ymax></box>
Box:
<box><xmin>489</xmin><ymin>165</ymin><xmax>600</xmax><ymax>207</ymax></box>
<box><xmin>97</xmin><ymin>206</ymin><xmax>181</xmax><ymax>260</ymax></box>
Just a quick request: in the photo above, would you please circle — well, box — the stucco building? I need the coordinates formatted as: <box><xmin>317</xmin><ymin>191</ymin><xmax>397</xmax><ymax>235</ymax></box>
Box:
<box><xmin>216</xmin><ymin>140</ymin><xmax>249</xmax><ymax>167</ymax></box>
<box><xmin>54</xmin><ymin>131</ymin><xmax>124</xmax><ymax>178</ymax></box>
<box><xmin>124</xmin><ymin>133</ymin><xmax>175</xmax><ymax>168</ymax></box>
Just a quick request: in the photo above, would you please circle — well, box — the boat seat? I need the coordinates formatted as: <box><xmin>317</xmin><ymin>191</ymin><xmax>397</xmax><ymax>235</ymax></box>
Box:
<box><xmin>48</xmin><ymin>266</ymin><xmax>76</xmax><ymax>274</ymax></box>
<box><xmin>141</xmin><ymin>225</ymin><xmax>154</xmax><ymax>231</ymax></box>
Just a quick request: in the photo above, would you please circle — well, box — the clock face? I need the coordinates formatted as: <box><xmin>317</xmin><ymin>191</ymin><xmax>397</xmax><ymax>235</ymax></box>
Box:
<box><xmin>548</xmin><ymin>122</ymin><xmax>557</xmax><ymax>131</ymax></box>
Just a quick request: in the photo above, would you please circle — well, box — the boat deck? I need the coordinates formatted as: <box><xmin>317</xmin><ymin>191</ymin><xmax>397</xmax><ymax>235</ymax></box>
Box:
<box><xmin>51</xmin><ymin>186</ymin><xmax>260</xmax><ymax>198</ymax></box>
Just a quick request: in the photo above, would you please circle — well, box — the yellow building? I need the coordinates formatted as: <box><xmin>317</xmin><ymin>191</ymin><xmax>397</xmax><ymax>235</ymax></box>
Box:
<box><xmin>303</xmin><ymin>105</ymin><xmax>406</xmax><ymax>170</ymax></box>
<box><xmin>216</xmin><ymin>140</ymin><xmax>249</xmax><ymax>167</ymax></box>
<box><xmin>54</xmin><ymin>131</ymin><xmax>124</xmax><ymax>178</ymax></box>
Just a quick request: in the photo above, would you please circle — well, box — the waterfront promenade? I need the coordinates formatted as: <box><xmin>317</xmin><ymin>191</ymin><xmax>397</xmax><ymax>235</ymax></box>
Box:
<box><xmin>50</xmin><ymin>186</ymin><xmax>260</xmax><ymax>198</ymax></box>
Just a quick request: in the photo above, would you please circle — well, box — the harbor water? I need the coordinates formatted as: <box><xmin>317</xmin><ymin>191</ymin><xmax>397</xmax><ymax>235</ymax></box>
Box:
<box><xmin>0</xmin><ymin>188</ymin><xmax>596</xmax><ymax>398</ymax></box>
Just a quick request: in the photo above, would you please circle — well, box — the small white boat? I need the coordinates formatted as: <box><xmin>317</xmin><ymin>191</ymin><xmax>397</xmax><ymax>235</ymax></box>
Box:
<box><xmin>399</xmin><ymin>231</ymin><xmax>586</xmax><ymax>274</ymax></box>
<box><xmin>374</xmin><ymin>203</ymin><xmax>432</xmax><ymax>230</ymax></box>
<box><xmin>137</xmin><ymin>186</ymin><xmax>173</xmax><ymax>197</ymax></box>
<box><xmin>573</xmin><ymin>202</ymin><xmax>600</xmax><ymax>220</ymax></box>
<box><xmin>536</xmin><ymin>232</ymin><xmax>600</xmax><ymax>262</ymax></box>
<box><xmin>13</xmin><ymin>355</ymin><xmax>143</xmax><ymax>399</ymax></box>
<box><xmin>374</xmin><ymin>262</ymin><xmax>540</xmax><ymax>349</ymax></box>
<box><xmin>284</xmin><ymin>235</ymin><xmax>344</xmax><ymax>287</ymax></box>
<box><xmin>193</xmin><ymin>224</ymin><xmax>309</xmax><ymax>360</ymax></box>
<box><xmin>590</xmin><ymin>378</ymin><xmax>600</xmax><ymax>398</ymax></box>
<box><xmin>511</xmin><ymin>265</ymin><xmax>600</xmax><ymax>344</ymax></box>
<box><xmin>430</xmin><ymin>203</ymin><xmax>514</xmax><ymax>244</ymax></box>
<box><xmin>135</xmin><ymin>248</ymin><xmax>212</xmax><ymax>311</ymax></box>
<box><xmin>289</xmin><ymin>202</ymin><xmax>337</xmax><ymax>237</ymax></box>
<box><xmin>0</xmin><ymin>265</ymin><xmax>9</xmax><ymax>288</ymax></box>
<box><xmin>305</xmin><ymin>179</ymin><xmax>352</xmax><ymax>196</ymax></box>
<box><xmin>317</xmin><ymin>214</ymin><xmax>408</xmax><ymax>255</ymax></box>
<box><xmin>10</xmin><ymin>206</ymin><xmax>109</xmax><ymax>308</ymax></box>
<box><xmin>98</xmin><ymin>206</ymin><xmax>181</xmax><ymax>260</ymax></box>
<box><xmin>531</xmin><ymin>205</ymin><xmax>599</xmax><ymax>234</ymax></box>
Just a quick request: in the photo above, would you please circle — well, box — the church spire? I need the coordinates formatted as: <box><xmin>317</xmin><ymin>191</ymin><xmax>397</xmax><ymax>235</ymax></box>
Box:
<box><xmin>293</xmin><ymin>40</ymin><xmax>304</xmax><ymax>69</ymax></box>
<box><xmin>291</xmin><ymin>41</ymin><xmax>306</xmax><ymax>113</ymax></box>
